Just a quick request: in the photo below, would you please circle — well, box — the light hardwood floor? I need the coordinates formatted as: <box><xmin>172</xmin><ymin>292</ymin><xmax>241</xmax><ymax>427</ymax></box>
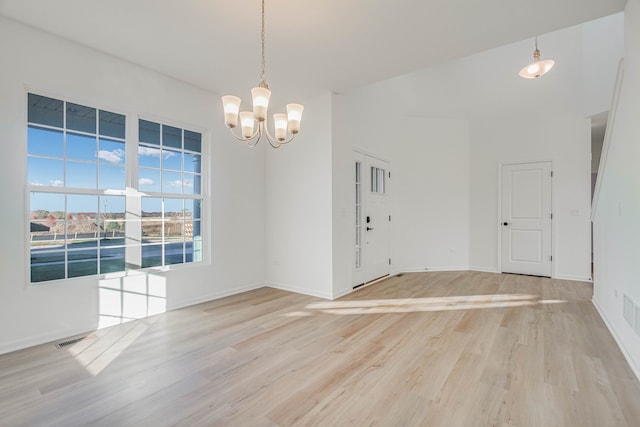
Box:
<box><xmin>1</xmin><ymin>271</ymin><xmax>640</xmax><ymax>426</ymax></box>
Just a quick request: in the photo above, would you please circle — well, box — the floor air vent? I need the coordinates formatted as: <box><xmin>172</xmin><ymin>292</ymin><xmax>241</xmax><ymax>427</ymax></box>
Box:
<box><xmin>55</xmin><ymin>336</ymin><xmax>87</xmax><ymax>349</ymax></box>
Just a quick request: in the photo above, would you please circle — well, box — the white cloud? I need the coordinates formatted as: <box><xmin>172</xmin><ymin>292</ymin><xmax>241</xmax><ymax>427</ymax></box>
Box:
<box><xmin>31</xmin><ymin>181</ymin><xmax>44</xmax><ymax>186</ymax></box>
<box><xmin>167</xmin><ymin>179</ymin><xmax>193</xmax><ymax>188</ymax></box>
<box><xmin>138</xmin><ymin>146</ymin><xmax>175</xmax><ymax>159</ymax></box>
<box><xmin>98</xmin><ymin>148</ymin><xmax>125</xmax><ymax>163</ymax></box>
<box><xmin>139</xmin><ymin>178</ymin><xmax>154</xmax><ymax>186</ymax></box>
<box><xmin>50</xmin><ymin>179</ymin><xmax>63</xmax><ymax>187</ymax></box>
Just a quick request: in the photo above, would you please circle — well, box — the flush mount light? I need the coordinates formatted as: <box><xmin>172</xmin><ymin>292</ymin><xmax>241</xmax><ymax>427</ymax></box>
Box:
<box><xmin>221</xmin><ymin>0</ymin><xmax>304</xmax><ymax>148</ymax></box>
<box><xmin>519</xmin><ymin>37</ymin><xmax>555</xmax><ymax>79</ymax></box>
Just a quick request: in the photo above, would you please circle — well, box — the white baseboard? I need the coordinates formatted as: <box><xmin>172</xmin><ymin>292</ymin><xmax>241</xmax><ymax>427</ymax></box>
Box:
<box><xmin>266</xmin><ymin>281</ymin><xmax>333</xmax><ymax>300</ymax></box>
<box><xmin>592</xmin><ymin>299</ymin><xmax>640</xmax><ymax>382</ymax></box>
<box><xmin>0</xmin><ymin>323</ymin><xmax>97</xmax><ymax>356</ymax></box>
<box><xmin>469</xmin><ymin>266</ymin><xmax>500</xmax><ymax>273</ymax></box>
<box><xmin>553</xmin><ymin>274</ymin><xmax>593</xmax><ymax>283</ymax></box>
<box><xmin>170</xmin><ymin>281</ymin><xmax>266</xmax><ymax>311</ymax></box>
<box><xmin>395</xmin><ymin>266</ymin><xmax>469</xmax><ymax>274</ymax></box>
<box><xmin>332</xmin><ymin>287</ymin><xmax>353</xmax><ymax>300</ymax></box>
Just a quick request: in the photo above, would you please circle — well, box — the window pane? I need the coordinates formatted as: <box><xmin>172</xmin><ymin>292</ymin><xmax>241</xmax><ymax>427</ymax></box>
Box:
<box><xmin>164</xmin><ymin>199</ymin><xmax>183</xmax><ymax>218</ymax></box>
<box><xmin>67</xmin><ymin>133</ymin><xmax>97</xmax><ymax>162</ymax></box>
<box><xmin>142</xmin><ymin>244</ymin><xmax>162</xmax><ymax>268</ymax></box>
<box><xmin>186</xmin><ymin>199</ymin><xmax>202</xmax><ymax>221</ymax></box>
<box><xmin>184</xmin><ymin>130</ymin><xmax>201</xmax><ymax>153</ymax></box>
<box><xmin>30</xmin><ymin>192</ymin><xmax>65</xmax><ymax>217</ymax></box>
<box><xmin>100</xmin><ymin>246</ymin><xmax>125</xmax><ymax>274</ymax></box>
<box><xmin>162</xmin><ymin>171</ymin><xmax>183</xmax><ymax>193</ymax></box>
<box><xmin>142</xmin><ymin>221</ymin><xmax>162</xmax><ymax>243</ymax></box>
<box><xmin>31</xmin><ymin>250</ymin><xmax>65</xmax><ymax>282</ymax></box>
<box><xmin>184</xmin><ymin>153</ymin><xmax>201</xmax><ymax>173</ymax></box>
<box><xmin>164</xmin><ymin>221</ymin><xmax>183</xmax><ymax>240</ymax></box>
<box><xmin>99</xmin><ymin>164</ymin><xmax>125</xmax><ymax>190</ymax></box>
<box><xmin>98</xmin><ymin>138</ymin><xmax>125</xmax><ymax>164</ymax></box>
<box><xmin>67</xmin><ymin>195</ymin><xmax>98</xmax><ymax>218</ymax></box>
<box><xmin>138</xmin><ymin>144</ymin><xmax>162</xmax><ymax>168</ymax></box>
<box><xmin>28</xmin><ymin>94</ymin><xmax>63</xmax><ymax>128</ymax></box>
<box><xmin>28</xmin><ymin>157</ymin><xmax>64</xmax><ymax>187</ymax></box>
<box><xmin>67</xmin><ymin>102</ymin><xmax>96</xmax><ymax>134</ymax></box>
<box><xmin>28</xmin><ymin>126</ymin><xmax>64</xmax><ymax>158</ymax></box>
<box><xmin>142</xmin><ymin>197</ymin><xmax>162</xmax><ymax>217</ymax></box>
<box><xmin>164</xmin><ymin>242</ymin><xmax>184</xmax><ymax>265</ymax></box>
<box><xmin>162</xmin><ymin>149</ymin><xmax>181</xmax><ymax>171</ymax></box>
<box><xmin>162</xmin><ymin>125</ymin><xmax>182</xmax><ymax>149</ymax></box>
<box><xmin>139</xmin><ymin>119</ymin><xmax>160</xmax><ymax>145</ymax></box>
<box><xmin>66</xmin><ymin>223</ymin><xmax>98</xmax><ymax>248</ymax></box>
<box><xmin>181</xmin><ymin>173</ymin><xmax>199</xmax><ymax>195</ymax></box>
<box><xmin>68</xmin><ymin>249</ymin><xmax>98</xmax><ymax>278</ymax></box>
<box><xmin>66</xmin><ymin>161</ymin><xmax>96</xmax><ymax>189</ymax></box>
<box><xmin>139</xmin><ymin>169</ymin><xmax>161</xmax><ymax>192</ymax></box>
<box><xmin>100</xmin><ymin>195</ymin><xmax>125</xmax><ymax>216</ymax></box>
<box><xmin>99</xmin><ymin>110</ymin><xmax>125</xmax><ymax>139</ymax></box>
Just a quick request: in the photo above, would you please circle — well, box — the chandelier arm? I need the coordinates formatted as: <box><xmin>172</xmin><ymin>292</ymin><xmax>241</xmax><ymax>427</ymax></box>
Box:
<box><xmin>262</xmin><ymin>118</ymin><xmax>286</xmax><ymax>148</ymax></box>
<box><xmin>229</xmin><ymin>125</ymin><xmax>260</xmax><ymax>143</ymax></box>
<box><xmin>275</xmin><ymin>133</ymin><xmax>296</xmax><ymax>145</ymax></box>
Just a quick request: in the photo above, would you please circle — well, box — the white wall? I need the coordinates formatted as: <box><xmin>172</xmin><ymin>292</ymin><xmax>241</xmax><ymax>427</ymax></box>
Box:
<box><xmin>0</xmin><ymin>17</ymin><xmax>266</xmax><ymax>354</ymax></box>
<box><xmin>265</xmin><ymin>93</ymin><xmax>334</xmax><ymax>299</ymax></box>
<box><xmin>332</xmin><ymin>81</ymin><xmax>471</xmax><ymax>287</ymax></box>
<box><xmin>332</xmin><ymin>14</ymin><xmax>622</xmax><ymax>287</ymax></box>
<box><xmin>592</xmin><ymin>0</ymin><xmax>640</xmax><ymax>378</ymax></box>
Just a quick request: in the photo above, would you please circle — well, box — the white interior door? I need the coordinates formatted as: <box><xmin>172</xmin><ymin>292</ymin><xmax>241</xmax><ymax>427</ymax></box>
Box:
<box><xmin>364</xmin><ymin>157</ymin><xmax>391</xmax><ymax>283</ymax></box>
<box><xmin>501</xmin><ymin>161</ymin><xmax>552</xmax><ymax>277</ymax></box>
<box><xmin>352</xmin><ymin>153</ymin><xmax>391</xmax><ymax>287</ymax></box>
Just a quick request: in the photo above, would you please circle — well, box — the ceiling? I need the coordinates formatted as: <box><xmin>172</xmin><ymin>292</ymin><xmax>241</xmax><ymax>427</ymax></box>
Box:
<box><xmin>0</xmin><ymin>0</ymin><xmax>627</xmax><ymax>102</ymax></box>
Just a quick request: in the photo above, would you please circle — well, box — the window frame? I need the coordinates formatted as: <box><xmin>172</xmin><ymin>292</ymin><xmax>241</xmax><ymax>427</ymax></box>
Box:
<box><xmin>24</xmin><ymin>90</ymin><xmax>209</xmax><ymax>285</ymax></box>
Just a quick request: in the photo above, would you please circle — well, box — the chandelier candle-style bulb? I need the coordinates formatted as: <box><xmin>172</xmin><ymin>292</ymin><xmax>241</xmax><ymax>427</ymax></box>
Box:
<box><xmin>222</xmin><ymin>96</ymin><xmax>241</xmax><ymax>128</ymax></box>
<box><xmin>239</xmin><ymin>111</ymin><xmax>255</xmax><ymax>138</ymax></box>
<box><xmin>273</xmin><ymin>113</ymin><xmax>288</xmax><ymax>141</ymax></box>
<box><xmin>251</xmin><ymin>87</ymin><xmax>271</xmax><ymax>121</ymax></box>
<box><xmin>286</xmin><ymin>103</ymin><xmax>304</xmax><ymax>134</ymax></box>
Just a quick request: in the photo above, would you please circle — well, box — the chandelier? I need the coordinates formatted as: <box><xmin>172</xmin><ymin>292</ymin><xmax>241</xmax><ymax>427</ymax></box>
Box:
<box><xmin>519</xmin><ymin>37</ymin><xmax>555</xmax><ymax>79</ymax></box>
<box><xmin>221</xmin><ymin>0</ymin><xmax>304</xmax><ymax>148</ymax></box>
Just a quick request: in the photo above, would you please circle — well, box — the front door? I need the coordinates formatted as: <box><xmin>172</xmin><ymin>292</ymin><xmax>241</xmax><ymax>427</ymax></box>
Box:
<box><xmin>362</xmin><ymin>156</ymin><xmax>391</xmax><ymax>283</ymax></box>
<box><xmin>501</xmin><ymin>161</ymin><xmax>552</xmax><ymax>277</ymax></box>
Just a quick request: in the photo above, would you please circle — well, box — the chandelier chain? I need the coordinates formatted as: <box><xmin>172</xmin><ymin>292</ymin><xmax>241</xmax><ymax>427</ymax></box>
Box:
<box><xmin>261</xmin><ymin>0</ymin><xmax>266</xmax><ymax>85</ymax></box>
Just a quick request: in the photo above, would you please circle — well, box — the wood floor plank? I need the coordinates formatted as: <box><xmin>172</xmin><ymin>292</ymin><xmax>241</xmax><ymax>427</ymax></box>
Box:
<box><xmin>1</xmin><ymin>271</ymin><xmax>639</xmax><ymax>426</ymax></box>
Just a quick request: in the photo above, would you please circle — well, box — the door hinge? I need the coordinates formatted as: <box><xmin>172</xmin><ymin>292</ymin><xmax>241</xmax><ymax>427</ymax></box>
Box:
<box><xmin>389</xmin><ymin>215</ymin><xmax>391</xmax><ymax>221</ymax></box>
<box><xmin>389</xmin><ymin>258</ymin><xmax>391</xmax><ymax>265</ymax></box>
<box><xmin>388</xmin><ymin>171</ymin><xmax>391</xmax><ymax>178</ymax></box>
<box><xmin>550</xmin><ymin>213</ymin><xmax>553</xmax><ymax>219</ymax></box>
<box><xmin>550</xmin><ymin>171</ymin><xmax>554</xmax><ymax>177</ymax></box>
<box><xmin>550</xmin><ymin>256</ymin><xmax>553</xmax><ymax>261</ymax></box>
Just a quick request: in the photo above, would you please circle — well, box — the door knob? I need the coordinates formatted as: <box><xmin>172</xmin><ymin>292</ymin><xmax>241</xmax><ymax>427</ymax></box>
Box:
<box><xmin>366</xmin><ymin>227</ymin><xmax>374</xmax><ymax>231</ymax></box>
<box><xmin>503</xmin><ymin>222</ymin><xmax>509</xmax><ymax>226</ymax></box>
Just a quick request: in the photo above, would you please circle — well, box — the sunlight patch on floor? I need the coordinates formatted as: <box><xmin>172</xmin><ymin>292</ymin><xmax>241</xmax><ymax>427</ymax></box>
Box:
<box><xmin>284</xmin><ymin>294</ymin><xmax>567</xmax><ymax>317</ymax></box>
<box><xmin>67</xmin><ymin>318</ymin><xmax>156</xmax><ymax>376</ymax></box>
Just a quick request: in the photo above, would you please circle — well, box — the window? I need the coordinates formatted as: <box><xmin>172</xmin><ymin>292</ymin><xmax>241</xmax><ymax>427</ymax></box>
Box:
<box><xmin>370</xmin><ymin>166</ymin><xmax>386</xmax><ymax>194</ymax></box>
<box><xmin>27</xmin><ymin>93</ymin><xmax>204</xmax><ymax>283</ymax></box>
<box><xmin>355</xmin><ymin>161</ymin><xmax>362</xmax><ymax>270</ymax></box>
<box><xmin>137</xmin><ymin>119</ymin><xmax>203</xmax><ymax>268</ymax></box>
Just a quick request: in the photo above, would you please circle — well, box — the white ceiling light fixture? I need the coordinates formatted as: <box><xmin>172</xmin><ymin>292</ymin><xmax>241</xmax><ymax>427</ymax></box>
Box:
<box><xmin>519</xmin><ymin>37</ymin><xmax>555</xmax><ymax>79</ymax></box>
<box><xmin>221</xmin><ymin>0</ymin><xmax>304</xmax><ymax>148</ymax></box>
